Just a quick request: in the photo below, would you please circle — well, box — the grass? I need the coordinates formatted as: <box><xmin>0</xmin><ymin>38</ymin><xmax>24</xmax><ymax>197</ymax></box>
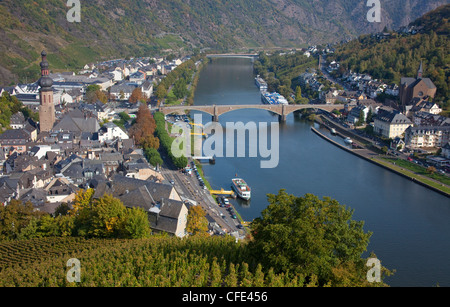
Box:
<box><xmin>380</xmin><ymin>157</ymin><xmax>450</xmax><ymax>186</ymax></box>
<box><xmin>374</xmin><ymin>157</ymin><xmax>450</xmax><ymax>195</ymax></box>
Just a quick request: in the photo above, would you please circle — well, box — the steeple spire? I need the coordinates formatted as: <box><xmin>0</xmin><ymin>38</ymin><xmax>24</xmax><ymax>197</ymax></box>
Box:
<box><xmin>417</xmin><ymin>61</ymin><xmax>423</xmax><ymax>79</ymax></box>
<box><xmin>38</xmin><ymin>50</ymin><xmax>53</xmax><ymax>89</ymax></box>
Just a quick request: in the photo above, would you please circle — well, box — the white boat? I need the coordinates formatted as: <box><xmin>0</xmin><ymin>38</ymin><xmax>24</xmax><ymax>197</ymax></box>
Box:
<box><xmin>344</xmin><ymin>137</ymin><xmax>353</xmax><ymax>144</ymax></box>
<box><xmin>231</xmin><ymin>178</ymin><xmax>251</xmax><ymax>200</ymax></box>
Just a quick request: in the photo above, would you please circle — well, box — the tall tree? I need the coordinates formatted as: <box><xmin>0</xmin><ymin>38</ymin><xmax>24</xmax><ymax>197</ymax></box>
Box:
<box><xmin>248</xmin><ymin>190</ymin><xmax>386</xmax><ymax>286</ymax></box>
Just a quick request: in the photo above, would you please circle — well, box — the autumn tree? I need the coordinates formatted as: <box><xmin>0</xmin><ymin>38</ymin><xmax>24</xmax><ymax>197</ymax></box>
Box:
<box><xmin>129</xmin><ymin>87</ymin><xmax>146</xmax><ymax>104</ymax></box>
<box><xmin>85</xmin><ymin>84</ymin><xmax>108</xmax><ymax>104</ymax></box>
<box><xmin>129</xmin><ymin>104</ymin><xmax>158</xmax><ymax>147</ymax></box>
<box><xmin>186</xmin><ymin>206</ymin><xmax>209</xmax><ymax>237</ymax></box>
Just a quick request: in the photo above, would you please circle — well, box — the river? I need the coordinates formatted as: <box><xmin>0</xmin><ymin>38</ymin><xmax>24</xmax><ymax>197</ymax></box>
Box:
<box><xmin>190</xmin><ymin>57</ymin><xmax>450</xmax><ymax>287</ymax></box>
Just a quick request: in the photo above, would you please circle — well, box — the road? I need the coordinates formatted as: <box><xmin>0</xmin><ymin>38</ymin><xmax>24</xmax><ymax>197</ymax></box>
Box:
<box><xmin>159</xmin><ymin>150</ymin><xmax>246</xmax><ymax>238</ymax></box>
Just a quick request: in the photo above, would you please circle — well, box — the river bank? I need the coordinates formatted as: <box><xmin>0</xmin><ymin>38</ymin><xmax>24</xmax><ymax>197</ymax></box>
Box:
<box><xmin>311</xmin><ymin>126</ymin><xmax>450</xmax><ymax>198</ymax></box>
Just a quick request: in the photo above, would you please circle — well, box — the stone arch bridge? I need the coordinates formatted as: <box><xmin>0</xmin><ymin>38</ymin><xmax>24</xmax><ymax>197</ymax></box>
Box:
<box><xmin>158</xmin><ymin>104</ymin><xmax>342</xmax><ymax>122</ymax></box>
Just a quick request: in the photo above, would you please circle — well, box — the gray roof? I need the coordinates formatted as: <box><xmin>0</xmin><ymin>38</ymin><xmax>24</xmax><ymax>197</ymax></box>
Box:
<box><xmin>53</xmin><ymin>112</ymin><xmax>100</xmax><ymax>133</ymax></box>
<box><xmin>149</xmin><ymin>198</ymin><xmax>186</xmax><ymax>235</ymax></box>
<box><xmin>93</xmin><ymin>175</ymin><xmax>175</xmax><ymax>204</ymax></box>
<box><xmin>0</xmin><ymin>129</ymin><xmax>30</xmax><ymax>141</ymax></box>
<box><xmin>401</xmin><ymin>77</ymin><xmax>436</xmax><ymax>89</ymax></box>
<box><xmin>376</xmin><ymin>109</ymin><xmax>412</xmax><ymax>125</ymax></box>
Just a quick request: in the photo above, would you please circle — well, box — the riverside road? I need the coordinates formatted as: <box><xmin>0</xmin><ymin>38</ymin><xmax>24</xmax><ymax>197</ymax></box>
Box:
<box><xmin>159</xmin><ymin>154</ymin><xmax>246</xmax><ymax>238</ymax></box>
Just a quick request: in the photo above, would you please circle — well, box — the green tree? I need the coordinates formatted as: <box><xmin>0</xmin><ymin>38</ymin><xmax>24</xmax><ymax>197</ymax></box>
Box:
<box><xmin>123</xmin><ymin>207</ymin><xmax>151</xmax><ymax>239</ymax></box>
<box><xmin>89</xmin><ymin>194</ymin><xmax>127</xmax><ymax>238</ymax></box>
<box><xmin>0</xmin><ymin>200</ymin><xmax>44</xmax><ymax>240</ymax></box>
<box><xmin>155</xmin><ymin>84</ymin><xmax>167</xmax><ymax>101</ymax></box>
<box><xmin>249</xmin><ymin>190</ymin><xmax>383</xmax><ymax>286</ymax></box>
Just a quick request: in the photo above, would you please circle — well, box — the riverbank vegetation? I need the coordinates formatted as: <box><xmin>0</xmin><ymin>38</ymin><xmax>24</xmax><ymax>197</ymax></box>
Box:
<box><xmin>0</xmin><ymin>189</ymin><xmax>391</xmax><ymax>287</ymax></box>
<box><xmin>154</xmin><ymin>55</ymin><xmax>206</xmax><ymax>106</ymax></box>
<box><xmin>253</xmin><ymin>51</ymin><xmax>318</xmax><ymax>103</ymax></box>
<box><xmin>154</xmin><ymin>112</ymin><xmax>188</xmax><ymax>169</ymax></box>
<box><xmin>128</xmin><ymin>105</ymin><xmax>163</xmax><ymax>168</ymax></box>
<box><xmin>374</xmin><ymin>157</ymin><xmax>450</xmax><ymax>195</ymax></box>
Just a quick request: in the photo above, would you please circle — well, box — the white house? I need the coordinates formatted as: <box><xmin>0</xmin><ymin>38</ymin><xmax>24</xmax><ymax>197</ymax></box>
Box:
<box><xmin>374</xmin><ymin>108</ymin><xmax>413</xmax><ymax>139</ymax></box>
<box><xmin>140</xmin><ymin>81</ymin><xmax>153</xmax><ymax>99</ymax></box>
<box><xmin>110</xmin><ymin>70</ymin><xmax>123</xmax><ymax>82</ymax></box>
<box><xmin>98</xmin><ymin>122</ymin><xmax>129</xmax><ymax>144</ymax></box>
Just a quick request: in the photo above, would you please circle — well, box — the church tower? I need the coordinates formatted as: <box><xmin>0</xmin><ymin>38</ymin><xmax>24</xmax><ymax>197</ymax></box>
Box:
<box><xmin>417</xmin><ymin>61</ymin><xmax>423</xmax><ymax>79</ymax></box>
<box><xmin>38</xmin><ymin>51</ymin><xmax>55</xmax><ymax>132</ymax></box>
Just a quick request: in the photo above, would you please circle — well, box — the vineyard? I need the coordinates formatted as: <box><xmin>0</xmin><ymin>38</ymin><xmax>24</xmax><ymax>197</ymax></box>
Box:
<box><xmin>0</xmin><ymin>236</ymin><xmax>308</xmax><ymax>287</ymax></box>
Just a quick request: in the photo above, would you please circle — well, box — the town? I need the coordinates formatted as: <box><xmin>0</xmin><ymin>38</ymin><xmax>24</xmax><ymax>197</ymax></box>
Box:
<box><xmin>256</xmin><ymin>38</ymin><xmax>449</xmax><ymax>178</ymax></box>
<box><xmin>0</xmin><ymin>39</ymin><xmax>449</xmax><ymax>242</ymax></box>
<box><xmin>0</xmin><ymin>50</ymin><xmax>249</xmax><ymax>240</ymax></box>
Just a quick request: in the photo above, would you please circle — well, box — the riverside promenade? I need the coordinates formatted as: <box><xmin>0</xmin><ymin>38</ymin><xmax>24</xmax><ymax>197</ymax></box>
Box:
<box><xmin>311</xmin><ymin>126</ymin><xmax>450</xmax><ymax>198</ymax></box>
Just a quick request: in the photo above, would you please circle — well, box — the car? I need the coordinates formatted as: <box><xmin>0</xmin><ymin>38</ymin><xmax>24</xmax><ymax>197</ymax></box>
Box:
<box><xmin>231</xmin><ymin>215</ymin><xmax>237</xmax><ymax>219</ymax></box>
<box><xmin>237</xmin><ymin>224</ymin><xmax>243</xmax><ymax>229</ymax></box>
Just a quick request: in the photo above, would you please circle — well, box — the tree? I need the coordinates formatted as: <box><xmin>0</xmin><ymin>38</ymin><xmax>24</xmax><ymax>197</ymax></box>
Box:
<box><xmin>155</xmin><ymin>84</ymin><xmax>167</xmax><ymax>100</ymax></box>
<box><xmin>129</xmin><ymin>87</ymin><xmax>145</xmax><ymax>104</ymax></box>
<box><xmin>427</xmin><ymin>166</ymin><xmax>437</xmax><ymax>174</ymax></box>
<box><xmin>186</xmin><ymin>206</ymin><xmax>209</xmax><ymax>237</ymax></box>
<box><xmin>129</xmin><ymin>105</ymin><xmax>157</xmax><ymax>145</ymax></box>
<box><xmin>248</xmin><ymin>190</ymin><xmax>384</xmax><ymax>286</ymax></box>
<box><xmin>173</xmin><ymin>79</ymin><xmax>188</xmax><ymax>100</ymax></box>
<box><xmin>356</xmin><ymin>110</ymin><xmax>365</xmax><ymax>126</ymax></box>
<box><xmin>0</xmin><ymin>200</ymin><xmax>44</xmax><ymax>240</ymax></box>
<box><xmin>123</xmin><ymin>207</ymin><xmax>151</xmax><ymax>239</ymax></box>
<box><xmin>89</xmin><ymin>194</ymin><xmax>127</xmax><ymax>238</ymax></box>
<box><xmin>85</xmin><ymin>84</ymin><xmax>107</xmax><ymax>104</ymax></box>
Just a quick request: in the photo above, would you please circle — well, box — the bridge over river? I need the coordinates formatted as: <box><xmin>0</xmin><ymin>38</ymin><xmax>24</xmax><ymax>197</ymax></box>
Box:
<box><xmin>159</xmin><ymin>103</ymin><xmax>342</xmax><ymax>122</ymax></box>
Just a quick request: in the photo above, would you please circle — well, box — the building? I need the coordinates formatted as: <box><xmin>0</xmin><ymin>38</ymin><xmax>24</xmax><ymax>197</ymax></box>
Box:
<box><xmin>347</xmin><ymin>105</ymin><xmax>370</xmax><ymax>125</ymax></box>
<box><xmin>98</xmin><ymin>122</ymin><xmax>129</xmax><ymax>144</ymax></box>
<box><xmin>373</xmin><ymin>108</ymin><xmax>413</xmax><ymax>139</ymax></box>
<box><xmin>405</xmin><ymin>126</ymin><xmax>450</xmax><ymax>150</ymax></box>
<box><xmin>38</xmin><ymin>51</ymin><xmax>56</xmax><ymax>132</ymax></box>
<box><xmin>442</xmin><ymin>142</ymin><xmax>450</xmax><ymax>159</ymax></box>
<box><xmin>399</xmin><ymin>62</ymin><xmax>437</xmax><ymax>109</ymax></box>
<box><xmin>0</xmin><ymin>129</ymin><xmax>31</xmax><ymax>154</ymax></box>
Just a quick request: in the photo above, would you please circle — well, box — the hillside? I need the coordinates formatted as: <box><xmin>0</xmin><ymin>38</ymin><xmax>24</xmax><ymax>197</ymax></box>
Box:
<box><xmin>0</xmin><ymin>0</ymin><xmax>447</xmax><ymax>85</ymax></box>
<box><xmin>329</xmin><ymin>4</ymin><xmax>449</xmax><ymax>111</ymax></box>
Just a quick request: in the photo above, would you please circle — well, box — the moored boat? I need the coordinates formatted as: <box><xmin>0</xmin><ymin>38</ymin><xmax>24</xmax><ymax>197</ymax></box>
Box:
<box><xmin>231</xmin><ymin>178</ymin><xmax>251</xmax><ymax>200</ymax></box>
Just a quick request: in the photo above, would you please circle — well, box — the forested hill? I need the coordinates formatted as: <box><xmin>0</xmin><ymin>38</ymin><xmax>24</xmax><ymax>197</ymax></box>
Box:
<box><xmin>0</xmin><ymin>0</ymin><xmax>446</xmax><ymax>85</ymax></box>
<box><xmin>329</xmin><ymin>4</ymin><xmax>449</xmax><ymax>112</ymax></box>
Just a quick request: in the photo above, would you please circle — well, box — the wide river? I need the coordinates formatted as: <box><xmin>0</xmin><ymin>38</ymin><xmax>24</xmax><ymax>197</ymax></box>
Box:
<box><xmin>190</xmin><ymin>57</ymin><xmax>450</xmax><ymax>287</ymax></box>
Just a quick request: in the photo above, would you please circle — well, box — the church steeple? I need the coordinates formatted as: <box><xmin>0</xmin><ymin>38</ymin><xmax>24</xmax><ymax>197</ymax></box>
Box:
<box><xmin>38</xmin><ymin>51</ymin><xmax>53</xmax><ymax>90</ymax></box>
<box><xmin>38</xmin><ymin>50</ymin><xmax>55</xmax><ymax>132</ymax></box>
<box><xmin>417</xmin><ymin>61</ymin><xmax>423</xmax><ymax>79</ymax></box>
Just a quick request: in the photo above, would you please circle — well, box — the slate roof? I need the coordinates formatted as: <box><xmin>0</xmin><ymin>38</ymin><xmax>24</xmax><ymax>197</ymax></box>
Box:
<box><xmin>149</xmin><ymin>198</ymin><xmax>186</xmax><ymax>235</ymax></box>
<box><xmin>401</xmin><ymin>77</ymin><xmax>436</xmax><ymax>89</ymax></box>
<box><xmin>53</xmin><ymin>111</ymin><xmax>100</xmax><ymax>133</ymax></box>
<box><xmin>93</xmin><ymin>175</ymin><xmax>175</xmax><ymax>204</ymax></box>
<box><xmin>376</xmin><ymin>109</ymin><xmax>412</xmax><ymax>125</ymax></box>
